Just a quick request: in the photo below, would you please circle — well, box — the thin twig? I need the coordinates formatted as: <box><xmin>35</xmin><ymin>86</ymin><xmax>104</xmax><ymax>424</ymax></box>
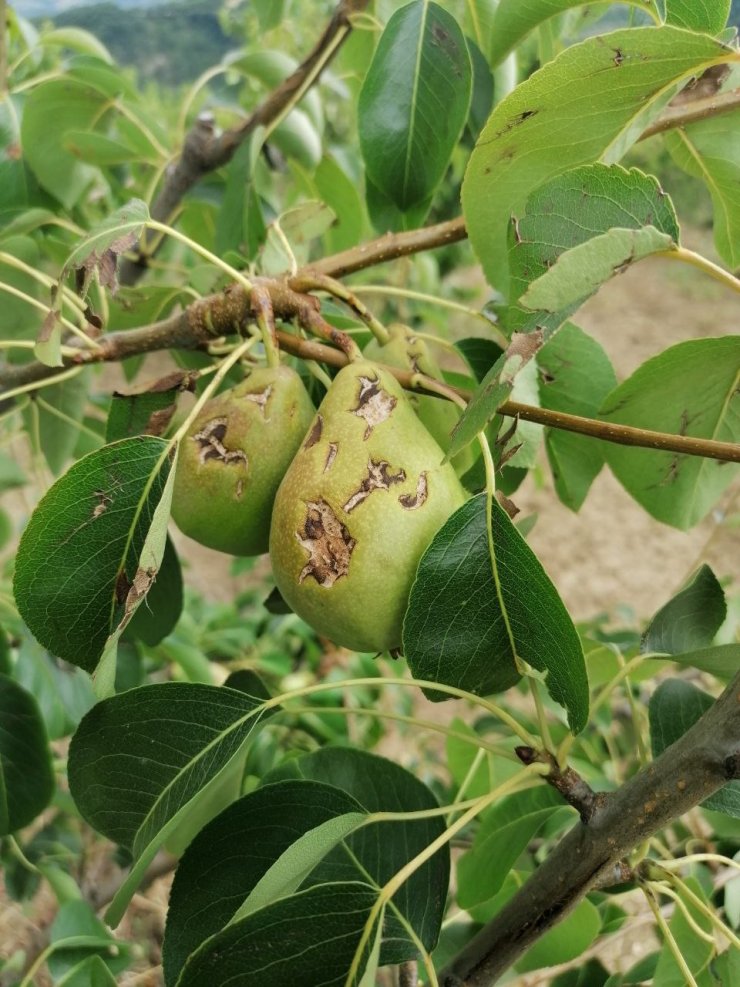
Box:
<box><xmin>120</xmin><ymin>0</ymin><xmax>369</xmax><ymax>284</ymax></box>
<box><xmin>639</xmin><ymin>86</ymin><xmax>740</xmax><ymax>140</ymax></box>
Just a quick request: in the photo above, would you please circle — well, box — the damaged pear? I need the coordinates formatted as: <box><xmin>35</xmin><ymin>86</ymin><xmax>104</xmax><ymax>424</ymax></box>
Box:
<box><xmin>365</xmin><ymin>323</ymin><xmax>474</xmax><ymax>476</ymax></box>
<box><xmin>269</xmin><ymin>360</ymin><xmax>467</xmax><ymax>653</ymax></box>
<box><xmin>172</xmin><ymin>365</ymin><xmax>315</xmax><ymax>555</ymax></box>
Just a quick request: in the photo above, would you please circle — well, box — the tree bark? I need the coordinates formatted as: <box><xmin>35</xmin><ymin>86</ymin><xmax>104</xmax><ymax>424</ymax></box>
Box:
<box><xmin>441</xmin><ymin>672</ymin><xmax>740</xmax><ymax>986</ymax></box>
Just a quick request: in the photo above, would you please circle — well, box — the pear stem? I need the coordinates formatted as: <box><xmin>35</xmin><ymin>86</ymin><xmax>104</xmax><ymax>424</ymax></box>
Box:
<box><xmin>249</xmin><ymin>283</ymin><xmax>281</xmax><ymax>368</ymax></box>
<box><xmin>290</xmin><ymin>272</ymin><xmax>391</xmax><ymax>344</ymax></box>
<box><xmin>298</xmin><ymin>305</ymin><xmax>363</xmax><ymax>360</ymax></box>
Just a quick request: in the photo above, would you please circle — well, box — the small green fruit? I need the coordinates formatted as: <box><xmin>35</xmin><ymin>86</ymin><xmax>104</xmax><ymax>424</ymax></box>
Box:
<box><xmin>269</xmin><ymin>361</ymin><xmax>467</xmax><ymax>653</ymax></box>
<box><xmin>365</xmin><ymin>323</ymin><xmax>474</xmax><ymax>475</ymax></box>
<box><xmin>172</xmin><ymin>365</ymin><xmax>315</xmax><ymax>556</ymax></box>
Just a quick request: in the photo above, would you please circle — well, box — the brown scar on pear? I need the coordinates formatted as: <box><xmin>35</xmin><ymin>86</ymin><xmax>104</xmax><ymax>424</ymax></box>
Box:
<box><xmin>352</xmin><ymin>375</ymin><xmax>397</xmax><ymax>439</ymax></box>
<box><xmin>296</xmin><ymin>499</ymin><xmax>356</xmax><ymax>588</ymax></box>
<box><xmin>399</xmin><ymin>472</ymin><xmax>429</xmax><ymax>510</ymax></box>
<box><xmin>304</xmin><ymin>415</ymin><xmax>323</xmax><ymax>450</ymax></box>
<box><xmin>323</xmin><ymin>442</ymin><xmax>338</xmax><ymax>473</ymax></box>
<box><xmin>343</xmin><ymin>458</ymin><xmax>406</xmax><ymax>513</ymax></box>
<box><xmin>243</xmin><ymin>384</ymin><xmax>272</xmax><ymax>417</ymax></box>
<box><xmin>193</xmin><ymin>418</ymin><xmax>249</xmax><ymax>467</ymax></box>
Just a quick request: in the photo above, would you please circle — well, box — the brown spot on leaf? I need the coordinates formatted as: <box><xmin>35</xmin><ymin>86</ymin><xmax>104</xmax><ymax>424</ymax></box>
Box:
<box><xmin>119</xmin><ymin>567</ymin><xmax>157</xmax><ymax>630</ymax></box>
<box><xmin>92</xmin><ymin>489</ymin><xmax>113</xmax><ymax>519</ymax></box>
<box><xmin>352</xmin><ymin>375</ymin><xmax>397</xmax><ymax>439</ymax></box>
<box><xmin>342</xmin><ymin>458</ymin><xmax>406</xmax><ymax>513</ymax></box>
<box><xmin>297</xmin><ymin>500</ymin><xmax>356</xmax><ymax>588</ymax></box>
<box><xmin>496</xmin><ymin>491</ymin><xmax>520</xmax><ymax>519</ymax></box>
<box><xmin>193</xmin><ymin>417</ymin><xmax>248</xmax><ymax>467</ymax></box>
<box><xmin>399</xmin><ymin>473</ymin><xmax>428</xmax><ymax>511</ymax></box>
<box><xmin>323</xmin><ymin>442</ymin><xmax>338</xmax><ymax>473</ymax></box>
<box><xmin>145</xmin><ymin>406</ymin><xmax>176</xmax><ymax>437</ymax></box>
<box><xmin>115</xmin><ymin>569</ymin><xmax>132</xmax><ymax>605</ymax></box>
<box><xmin>304</xmin><ymin>415</ymin><xmax>323</xmax><ymax>450</ymax></box>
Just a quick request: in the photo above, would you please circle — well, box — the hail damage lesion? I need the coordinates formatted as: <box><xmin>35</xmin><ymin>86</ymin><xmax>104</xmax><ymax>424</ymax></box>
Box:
<box><xmin>352</xmin><ymin>375</ymin><xmax>396</xmax><ymax>439</ymax></box>
<box><xmin>399</xmin><ymin>472</ymin><xmax>428</xmax><ymax>510</ymax></box>
<box><xmin>194</xmin><ymin>417</ymin><xmax>249</xmax><ymax>467</ymax></box>
<box><xmin>297</xmin><ymin>499</ymin><xmax>356</xmax><ymax>588</ymax></box>
<box><xmin>343</xmin><ymin>458</ymin><xmax>406</xmax><ymax>513</ymax></box>
<box><xmin>92</xmin><ymin>489</ymin><xmax>113</xmax><ymax>519</ymax></box>
<box><xmin>243</xmin><ymin>384</ymin><xmax>273</xmax><ymax>417</ymax></box>
<box><xmin>323</xmin><ymin>442</ymin><xmax>338</xmax><ymax>473</ymax></box>
<box><xmin>303</xmin><ymin>415</ymin><xmax>324</xmax><ymax>450</ymax></box>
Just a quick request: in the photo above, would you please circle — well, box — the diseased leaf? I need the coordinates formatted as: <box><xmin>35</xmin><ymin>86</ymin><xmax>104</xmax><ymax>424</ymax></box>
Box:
<box><xmin>462</xmin><ymin>27</ymin><xmax>734</xmax><ymax>296</ymax></box>
<box><xmin>106</xmin><ymin>370</ymin><xmax>197</xmax><ymax>442</ymax></box>
<box><xmin>68</xmin><ymin>681</ymin><xmax>266</xmax><ymax>925</ymax></box>
<box><xmin>649</xmin><ymin>679</ymin><xmax>740</xmax><ymax>818</ymax></box>
<box><xmin>404</xmin><ymin>494</ymin><xmax>589</xmax><ymax>732</ymax></box>
<box><xmin>600</xmin><ymin>337</ymin><xmax>740</xmax><ymax>529</ymax></box>
<box><xmin>359</xmin><ymin>0</ymin><xmax>472</xmax><ymax>211</ymax></box>
<box><xmin>125</xmin><ymin>536</ymin><xmax>183</xmax><ymax>648</ymax></box>
<box><xmin>14</xmin><ymin>436</ymin><xmax>175</xmax><ymax>673</ymax></box>
<box><xmin>60</xmin><ymin>199</ymin><xmax>149</xmax><ymax>297</ymax></box>
<box><xmin>450</xmin><ymin>165</ymin><xmax>679</xmax><ymax>458</ymax></box>
<box><xmin>0</xmin><ymin>674</ymin><xmax>54</xmax><ymax>835</ymax></box>
<box><xmin>521</xmin><ymin>226</ymin><xmax>677</xmax><ymax>313</ymax></box>
<box><xmin>642</xmin><ymin>565</ymin><xmax>726</xmax><ymax>656</ymax></box>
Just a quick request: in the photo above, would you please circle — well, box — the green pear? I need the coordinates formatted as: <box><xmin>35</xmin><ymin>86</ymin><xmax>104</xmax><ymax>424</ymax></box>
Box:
<box><xmin>269</xmin><ymin>360</ymin><xmax>468</xmax><ymax>653</ymax></box>
<box><xmin>365</xmin><ymin>323</ymin><xmax>474</xmax><ymax>475</ymax></box>
<box><xmin>172</xmin><ymin>365</ymin><xmax>315</xmax><ymax>556</ymax></box>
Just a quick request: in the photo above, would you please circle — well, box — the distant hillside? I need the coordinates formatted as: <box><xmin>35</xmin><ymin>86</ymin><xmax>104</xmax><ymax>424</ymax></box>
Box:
<box><xmin>44</xmin><ymin>0</ymin><xmax>232</xmax><ymax>86</ymax></box>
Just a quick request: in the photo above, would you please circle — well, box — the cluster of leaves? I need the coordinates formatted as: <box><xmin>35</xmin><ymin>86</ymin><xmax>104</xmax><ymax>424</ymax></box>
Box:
<box><xmin>1</xmin><ymin>0</ymin><xmax>740</xmax><ymax>985</ymax></box>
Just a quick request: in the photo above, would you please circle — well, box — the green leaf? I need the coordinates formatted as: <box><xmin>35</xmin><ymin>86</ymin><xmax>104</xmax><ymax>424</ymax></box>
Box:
<box><xmin>26</xmin><ymin>370</ymin><xmax>92</xmax><ymax>475</ymax></box>
<box><xmin>20</xmin><ymin>80</ymin><xmax>107</xmax><ymax>210</ymax></box>
<box><xmin>600</xmin><ymin>337</ymin><xmax>740</xmax><ymax>529</ymax></box>
<box><xmin>14</xmin><ymin>636</ymin><xmax>95</xmax><ymax>740</ymax></box>
<box><xmin>68</xmin><ymin>681</ymin><xmax>266</xmax><ymax>925</ymax></box>
<box><xmin>522</xmin><ymin>226</ymin><xmax>676</xmax><ymax>313</ymax></box>
<box><xmin>653</xmin><ymin>876</ymin><xmax>714</xmax><ymax>986</ymax></box>
<box><xmin>0</xmin><ymin>235</ymin><xmax>42</xmax><ymax>343</ymax></box>
<box><xmin>163</xmin><ymin>780</ymin><xmax>367</xmax><ymax>985</ymax></box>
<box><xmin>404</xmin><ymin>494</ymin><xmax>589</xmax><ymax>732</ymax></box>
<box><xmin>214</xmin><ymin>130</ymin><xmax>264</xmax><ymax>258</ymax></box>
<box><xmin>39</xmin><ymin>27</ymin><xmax>113</xmax><ymax>62</ymax></box>
<box><xmin>488</xmin><ymin>0</ymin><xmax>657</xmax><ymax>67</ymax></box>
<box><xmin>264</xmin><ymin>747</ymin><xmax>450</xmax><ymax>964</ymax></box>
<box><xmin>458</xmin><ymin>787</ymin><xmax>569</xmax><ymax>907</ymax></box>
<box><xmin>659</xmin><ymin>644</ymin><xmax>740</xmax><ymax>680</ymax></box>
<box><xmin>642</xmin><ymin>565</ymin><xmax>726</xmax><ymax>655</ymax></box>
<box><xmin>538</xmin><ymin>323</ymin><xmax>617</xmax><ymax>510</ymax></box>
<box><xmin>665</xmin><ymin>0</ymin><xmax>731</xmax><ymax>33</ymax></box>
<box><xmin>290</xmin><ymin>154</ymin><xmax>367</xmax><ymax>253</ymax></box>
<box><xmin>462</xmin><ymin>27</ymin><xmax>734</xmax><ymax>295</ymax></box>
<box><xmin>47</xmin><ymin>900</ymin><xmax>131</xmax><ymax>982</ymax></box>
<box><xmin>665</xmin><ymin>109</ymin><xmax>740</xmax><ymax>269</ymax></box>
<box><xmin>358</xmin><ymin>0</ymin><xmax>472</xmax><ymax>211</ymax></box>
<box><xmin>516</xmin><ymin>897</ymin><xmax>602</xmax><ymax>973</ymax></box>
<box><xmin>62</xmin><ymin>130</ymin><xmax>142</xmax><ymax>166</ymax></box>
<box><xmin>14</xmin><ymin>436</ymin><xmax>175</xmax><ymax>673</ymax></box>
<box><xmin>649</xmin><ymin>679</ymin><xmax>740</xmax><ymax>817</ymax></box>
<box><xmin>0</xmin><ymin>673</ymin><xmax>54</xmax><ymax>835</ymax></box>
<box><xmin>176</xmin><ymin>882</ymin><xmax>380</xmax><ymax>987</ymax></box>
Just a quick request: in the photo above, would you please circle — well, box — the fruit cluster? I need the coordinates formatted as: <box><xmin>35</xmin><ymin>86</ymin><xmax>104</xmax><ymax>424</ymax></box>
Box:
<box><xmin>171</xmin><ymin>331</ymin><xmax>468</xmax><ymax>654</ymax></box>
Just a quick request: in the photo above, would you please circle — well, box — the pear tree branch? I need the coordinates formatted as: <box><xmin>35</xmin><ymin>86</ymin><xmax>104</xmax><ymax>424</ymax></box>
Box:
<box><xmin>119</xmin><ymin>0</ymin><xmax>370</xmax><ymax>285</ymax></box>
<box><xmin>441</xmin><ymin>672</ymin><xmax>740</xmax><ymax>986</ymax></box>
<box><xmin>2</xmin><ymin>282</ymin><xmax>739</xmax><ymax>466</ymax></box>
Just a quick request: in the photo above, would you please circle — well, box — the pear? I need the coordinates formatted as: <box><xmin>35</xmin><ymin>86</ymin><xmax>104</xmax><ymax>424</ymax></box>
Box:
<box><xmin>269</xmin><ymin>360</ymin><xmax>468</xmax><ymax>653</ymax></box>
<box><xmin>172</xmin><ymin>365</ymin><xmax>315</xmax><ymax>556</ymax></box>
<box><xmin>365</xmin><ymin>323</ymin><xmax>474</xmax><ymax>475</ymax></box>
